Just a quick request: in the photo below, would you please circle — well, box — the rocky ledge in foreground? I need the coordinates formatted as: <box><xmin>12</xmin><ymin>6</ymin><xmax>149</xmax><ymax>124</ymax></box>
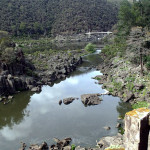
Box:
<box><xmin>19</xmin><ymin>134</ymin><xmax>124</xmax><ymax>150</ymax></box>
<box><xmin>19</xmin><ymin>137</ymin><xmax>72</xmax><ymax>150</ymax></box>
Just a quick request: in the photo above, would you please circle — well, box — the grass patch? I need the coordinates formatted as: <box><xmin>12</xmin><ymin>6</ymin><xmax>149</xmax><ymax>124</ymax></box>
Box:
<box><xmin>132</xmin><ymin>101</ymin><xmax>150</xmax><ymax>109</ymax></box>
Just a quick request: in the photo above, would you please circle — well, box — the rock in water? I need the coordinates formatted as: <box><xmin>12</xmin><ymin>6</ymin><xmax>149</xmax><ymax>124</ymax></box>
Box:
<box><xmin>63</xmin><ymin>97</ymin><xmax>76</xmax><ymax>105</ymax></box>
<box><xmin>103</xmin><ymin>126</ymin><xmax>111</xmax><ymax>130</ymax></box>
<box><xmin>59</xmin><ymin>100</ymin><xmax>62</xmax><ymax>105</ymax></box>
<box><xmin>81</xmin><ymin>93</ymin><xmax>102</xmax><ymax>106</ymax></box>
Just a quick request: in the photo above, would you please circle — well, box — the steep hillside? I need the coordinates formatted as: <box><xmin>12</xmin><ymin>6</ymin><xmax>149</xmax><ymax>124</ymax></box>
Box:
<box><xmin>98</xmin><ymin>0</ymin><xmax>150</xmax><ymax>103</ymax></box>
<box><xmin>0</xmin><ymin>0</ymin><xmax>119</xmax><ymax>36</ymax></box>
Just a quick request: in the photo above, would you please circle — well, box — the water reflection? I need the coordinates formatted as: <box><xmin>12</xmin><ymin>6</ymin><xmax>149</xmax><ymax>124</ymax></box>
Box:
<box><xmin>0</xmin><ymin>92</ymin><xmax>31</xmax><ymax>129</ymax></box>
<box><xmin>116</xmin><ymin>101</ymin><xmax>132</xmax><ymax>118</ymax></box>
<box><xmin>0</xmin><ymin>51</ymin><xmax>132</xmax><ymax>150</ymax></box>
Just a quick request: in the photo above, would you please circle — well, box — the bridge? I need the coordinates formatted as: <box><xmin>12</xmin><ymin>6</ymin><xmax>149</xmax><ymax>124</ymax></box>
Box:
<box><xmin>85</xmin><ymin>31</ymin><xmax>112</xmax><ymax>38</ymax></box>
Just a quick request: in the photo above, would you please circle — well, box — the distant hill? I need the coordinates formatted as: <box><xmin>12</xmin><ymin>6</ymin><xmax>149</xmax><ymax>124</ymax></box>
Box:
<box><xmin>0</xmin><ymin>0</ymin><xmax>119</xmax><ymax>37</ymax></box>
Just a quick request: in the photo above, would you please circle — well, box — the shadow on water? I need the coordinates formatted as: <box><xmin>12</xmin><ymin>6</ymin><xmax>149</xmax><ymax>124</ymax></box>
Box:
<box><xmin>0</xmin><ymin>91</ymin><xmax>31</xmax><ymax>129</ymax></box>
<box><xmin>116</xmin><ymin>100</ymin><xmax>132</xmax><ymax>119</ymax></box>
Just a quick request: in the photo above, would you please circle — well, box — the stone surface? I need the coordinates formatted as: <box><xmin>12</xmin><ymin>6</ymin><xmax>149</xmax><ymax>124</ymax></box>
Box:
<box><xmin>96</xmin><ymin>134</ymin><xmax>124</xmax><ymax>150</ymax></box>
<box><xmin>63</xmin><ymin>146</ymin><xmax>71</xmax><ymax>150</ymax></box>
<box><xmin>124</xmin><ymin>108</ymin><xmax>150</xmax><ymax>150</ymax></box>
<box><xmin>75</xmin><ymin>146</ymin><xmax>86</xmax><ymax>150</ymax></box>
<box><xmin>103</xmin><ymin>126</ymin><xmax>111</xmax><ymax>130</ymax></box>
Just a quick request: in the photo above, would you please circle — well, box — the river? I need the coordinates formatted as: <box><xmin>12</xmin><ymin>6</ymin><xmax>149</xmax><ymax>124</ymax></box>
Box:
<box><xmin>0</xmin><ymin>50</ymin><xmax>131</xmax><ymax>150</ymax></box>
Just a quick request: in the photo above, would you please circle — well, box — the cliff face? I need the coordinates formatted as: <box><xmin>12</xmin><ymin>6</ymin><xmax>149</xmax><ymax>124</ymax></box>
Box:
<box><xmin>0</xmin><ymin>32</ymin><xmax>37</xmax><ymax>96</ymax></box>
<box><xmin>0</xmin><ymin>50</ymin><xmax>36</xmax><ymax>96</ymax></box>
<box><xmin>0</xmin><ymin>32</ymin><xmax>84</xmax><ymax>96</ymax></box>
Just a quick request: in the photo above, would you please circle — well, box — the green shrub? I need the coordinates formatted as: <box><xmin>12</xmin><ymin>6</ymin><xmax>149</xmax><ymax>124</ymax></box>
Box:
<box><xmin>118</xmin><ymin>127</ymin><xmax>125</xmax><ymax>135</ymax></box>
<box><xmin>126</xmin><ymin>82</ymin><xmax>134</xmax><ymax>91</ymax></box>
<box><xmin>71</xmin><ymin>144</ymin><xmax>76</xmax><ymax>150</ymax></box>
<box><xmin>101</xmin><ymin>38</ymin><xmax>126</xmax><ymax>59</ymax></box>
<box><xmin>1</xmin><ymin>47</ymin><xmax>16</xmax><ymax>63</ymax></box>
<box><xmin>108</xmin><ymin>87</ymin><xmax>114</xmax><ymax>93</ymax></box>
<box><xmin>125</xmin><ymin>76</ymin><xmax>135</xmax><ymax>82</ymax></box>
<box><xmin>85</xmin><ymin>43</ymin><xmax>96</xmax><ymax>53</ymax></box>
<box><xmin>113</xmin><ymin>81</ymin><xmax>122</xmax><ymax>91</ymax></box>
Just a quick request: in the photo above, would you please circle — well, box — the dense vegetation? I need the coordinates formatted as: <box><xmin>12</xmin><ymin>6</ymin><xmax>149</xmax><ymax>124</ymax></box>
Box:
<box><xmin>102</xmin><ymin>0</ymin><xmax>150</xmax><ymax>59</ymax></box>
<box><xmin>85</xmin><ymin>43</ymin><xmax>96</xmax><ymax>53</ymax></box>
<box><xmin>0</xmin><ymin>0</ymin><xmax>118</xmax><ymax>37</ymax></box>
<box><xmin>0</xmin><ymin>31</ymin><xmax>16</xmax><ymax>64</ymax></box>
<box><xmin>118</xmin><ymin>0</ymin><xmax>150</xmax><ymax>35</ymax></box>
<box><xmin>101</xmin><ymin>0</ymin><xmax>150</xmax><ymax>104</ymax></box>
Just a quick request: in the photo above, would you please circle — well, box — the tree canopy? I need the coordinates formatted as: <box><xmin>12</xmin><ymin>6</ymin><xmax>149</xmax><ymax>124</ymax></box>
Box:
<box><xmin>118</xmin><ymin>0</ymin><xmax>150</xmax><ymax>34</ymax></box>
<box><xmin>0</xmin><ymin>0</ymin><xmax>119</xmax><ymax>37</ymax></box>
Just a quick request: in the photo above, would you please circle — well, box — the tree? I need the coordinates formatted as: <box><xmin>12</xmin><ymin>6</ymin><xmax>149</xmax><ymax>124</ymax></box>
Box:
<box><xmin>118</xmin><ymin>0</ymin><xmax>135</xmax><ymax>34</ymax></box>
<box><xmin>85</xmin><ymin>43</ymin><xmax>96</xmax><ymax>53</ymax></box>
<box><xmin>19</xmin><ymin>22</ymin><xmax>27</xmax><ymax>34</ymax></box>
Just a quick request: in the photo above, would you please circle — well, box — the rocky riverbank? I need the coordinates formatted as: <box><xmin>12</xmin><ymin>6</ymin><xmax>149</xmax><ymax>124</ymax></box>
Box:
<box><xmin>19</xmin><ymin>134</ymin><xmax>125</xmax><ymax>150</ymax></box>
<box><xmin>0</xmin><ymin>49</ymin><xmax>83</xmax><ymax>100</ymax></box>
<box><xmin>27</xmin><ymin>50</ymin><xmax>83</xmax><ymax>86</ymax></box>
<box><xmin>96</xmin><ymin>27</ymin><xmax>150</xmax><ymax>104</ymax></box>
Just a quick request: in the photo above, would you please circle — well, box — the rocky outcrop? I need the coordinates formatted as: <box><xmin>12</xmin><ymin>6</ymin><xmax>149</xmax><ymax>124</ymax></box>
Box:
<box><xmin>81</xmin><ymin>93</ymin><xmax>102</xmax><ymax>106</ymax></box>
<box><xmin>0</xmin><ymin>50</ymin><xmax>83</xmax><ymax>97</ymax></box>
<box><xmin>96</xmin><ymin>134</ymin><xmax>124</xmax><ymax>150</ymax></box>
<box><xmin>0</xmin><ymin>74</ymin><xmax>38</xmax><ymax>96</ymax></box>
<box><xmin>29</xmin><ymin>52</ymin><xmax>83</xmax><ymax>85</ymax></box>
<box><xmin>96</xmin><ymin>27</ymin><xmax>150</xmax><ymax>103</ymax></box>
<box><xmin>0</xmin><ymin>47</ymin><xmax>38</xmax><ymax>97</ymax></box>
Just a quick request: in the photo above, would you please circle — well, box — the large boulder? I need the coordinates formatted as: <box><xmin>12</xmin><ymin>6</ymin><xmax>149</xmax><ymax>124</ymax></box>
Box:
<box><xmin>81</xmin><ymin>93</ymin><xmax>102</xmax><ymax>106</ymax></box>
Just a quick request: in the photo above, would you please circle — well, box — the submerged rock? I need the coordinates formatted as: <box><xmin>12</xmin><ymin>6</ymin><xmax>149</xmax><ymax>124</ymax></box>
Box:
<box><xmin>19</xmin><ymin>142</ymin><xmax>26</xmax><ymax>150</ymax></box>
<box><xmin>81</xmin><ymin>93</ymin><xmax>102</xmax><ymax>106</ymax></box>
<box><xmin>103</xmin><ymin>126</ymin><xmax>111</xmax><ymax>130</ymax></box>
<box><xmin>31</xmin><ymin>87</ymin><xmax>41</xmax><ymax>92</ymax></box>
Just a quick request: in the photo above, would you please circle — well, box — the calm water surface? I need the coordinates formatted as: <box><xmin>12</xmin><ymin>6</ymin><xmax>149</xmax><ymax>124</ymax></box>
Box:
<box><xmin>0</xmin><ymin>51</ymin><xmax>132</xmax><ymax>150</ymax></box>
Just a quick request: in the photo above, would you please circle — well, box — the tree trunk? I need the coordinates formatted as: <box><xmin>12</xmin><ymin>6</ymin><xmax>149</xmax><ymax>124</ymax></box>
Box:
<box><xmin>140</xmin><ymin>48</ymin><xmax>143</xmax><ymax>76</ymax></box>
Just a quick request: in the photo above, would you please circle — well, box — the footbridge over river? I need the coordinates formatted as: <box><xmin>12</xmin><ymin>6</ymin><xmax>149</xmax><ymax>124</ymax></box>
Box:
<box><xmin>85</xmin><ymin>31</ymin><xmax>112</xmax><ymax>39</ymax></box>
<box><xmin>55</xmin><ymin>31</ymin><xmax>113</xmax><ymax>42</ymax></box>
